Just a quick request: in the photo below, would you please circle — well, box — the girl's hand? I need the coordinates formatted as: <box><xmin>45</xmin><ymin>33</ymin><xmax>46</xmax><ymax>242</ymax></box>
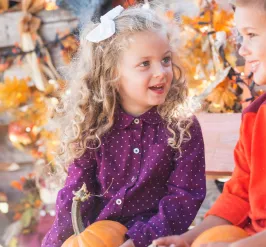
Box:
<box><xmin>151</xmin><ymin>235</ymin><xmax>189</xmax><ymax>247</ymax></box>
<box><xmin>119</xmin><ymin>239</ymin><xmax>135</xmax><ymax>247</ymax></box>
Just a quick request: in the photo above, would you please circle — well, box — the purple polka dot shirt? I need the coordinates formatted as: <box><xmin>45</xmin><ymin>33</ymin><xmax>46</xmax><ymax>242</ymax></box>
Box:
<box><xmin>42</xmin><ymin>107</ymin><xmax>206</xmax><ymax>247</ymax></box>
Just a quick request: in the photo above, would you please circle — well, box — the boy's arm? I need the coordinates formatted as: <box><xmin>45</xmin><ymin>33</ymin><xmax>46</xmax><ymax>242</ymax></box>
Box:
<box><xmin>41</xmin><ymin>150</ymin><xmax>98</xmax><ymax>247</ymax></box>
<box><xmin>126</xmin><ymin>117</ymin><xmax>206</xmax><ymax>247</ymax></box>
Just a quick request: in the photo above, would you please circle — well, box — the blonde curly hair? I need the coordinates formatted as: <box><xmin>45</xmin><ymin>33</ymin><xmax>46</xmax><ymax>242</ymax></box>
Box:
<box><xmin>56</xmin><ymin>3</ymin><xmax>196</xmax><ymax>169</ymax></box>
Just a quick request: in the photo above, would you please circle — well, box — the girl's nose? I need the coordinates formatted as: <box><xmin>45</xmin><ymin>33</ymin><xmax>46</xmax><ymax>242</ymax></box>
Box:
<box><xmin>153</xmin><ymin>66</ymin><xmax>167</xmax><ymax>79</ymax></box>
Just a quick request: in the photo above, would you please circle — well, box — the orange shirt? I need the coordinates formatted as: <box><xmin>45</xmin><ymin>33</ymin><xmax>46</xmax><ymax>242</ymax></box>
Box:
<box><xmin>206</xmin><ymin>93</ymin><xmax>266</xmax><ymax>235</ymax></box>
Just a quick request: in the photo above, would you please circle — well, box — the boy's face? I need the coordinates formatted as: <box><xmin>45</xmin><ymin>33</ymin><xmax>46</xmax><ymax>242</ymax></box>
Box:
<box><xmin>235</xmin><ymin>6</ymin><xmax>266</xmax><ymax>85</ymax></box>
<box><xmin>118</xmin><ymin>30</ymin><xmax>173</xmax><ymax>116</ymax></box>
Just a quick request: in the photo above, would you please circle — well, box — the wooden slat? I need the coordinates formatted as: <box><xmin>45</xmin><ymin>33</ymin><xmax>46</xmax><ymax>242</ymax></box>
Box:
<box><xmin>37</xmin><ymin>8</ymin><xmax>77</xmax><ymax>23</ymax></box>
<box><xmin>197</xmin><ymin>113</ymin><xmax>241</xmax><ymax>177</ymax></box>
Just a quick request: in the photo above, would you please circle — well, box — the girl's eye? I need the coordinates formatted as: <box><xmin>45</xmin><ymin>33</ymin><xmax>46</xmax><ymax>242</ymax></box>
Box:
<box><xmin>162</xmin><ymin>56</ymin><xmax>172</xmax><ymax>64</ymax></box>
<box><xmin>247</xmin><ymin>33</ymin><xmax>257</xmax><ymax>38</ymax></box>
<box><xmin>140</xmin><ymin>61</ymin><xmax>150</xmax><ymax>67</ymax></box>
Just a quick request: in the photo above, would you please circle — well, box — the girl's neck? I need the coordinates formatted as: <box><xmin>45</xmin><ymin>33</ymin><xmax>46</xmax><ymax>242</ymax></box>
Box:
<box><xmin>120</xmin><ymin>104</ymin><xmax>154</xmax><ymax>117</ymax></box>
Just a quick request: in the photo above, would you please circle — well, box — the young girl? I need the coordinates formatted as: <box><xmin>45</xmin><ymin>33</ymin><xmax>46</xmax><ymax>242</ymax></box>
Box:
<box><xmin>42</xmin><ymin>4</ymin><xmax>206</xmax><ymax>247</ymax></box>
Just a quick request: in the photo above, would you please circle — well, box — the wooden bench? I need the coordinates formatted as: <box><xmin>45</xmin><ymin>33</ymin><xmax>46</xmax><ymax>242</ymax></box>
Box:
<box><xmin>197</xmin><ymin>113</ymin><xmax>241</xmax><ymax>178</ymax></box>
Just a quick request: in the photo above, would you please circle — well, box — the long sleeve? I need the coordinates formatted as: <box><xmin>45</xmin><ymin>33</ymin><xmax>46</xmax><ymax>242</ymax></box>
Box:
<box><xmin>41</xmin><ymin>150</ymin><xmax>98</xmax><ymax>247</ymax></box>
<box><xmin>126</xmin><ymin>117</ymin><xmax>206</xmax><ymax>247</ymax></box>
<box><xmin>206</xmin><ymin>110</ymin><xmax>254</xmax><ymax>226</ymax></box>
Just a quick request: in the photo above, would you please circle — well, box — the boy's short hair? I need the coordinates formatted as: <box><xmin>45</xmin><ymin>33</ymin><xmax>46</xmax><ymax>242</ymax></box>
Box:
<box><xmin>230</xmin><ymin>0</ymin><xmax>266</xmax><ymax>10</ymax></box>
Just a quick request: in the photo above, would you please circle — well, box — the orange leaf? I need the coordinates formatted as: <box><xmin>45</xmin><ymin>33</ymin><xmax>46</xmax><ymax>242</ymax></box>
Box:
<box><xmin>13</xmin><ymin>212</ymin><xmax>22</xmax><ymax>220</ymax></box>
<box><xmin>28</xmin><ymin>172</ymin><xmax>35</xmax><ymax>178</ymax></box>
<box><xmin>34</xmin><ymin>200</ymin><xmax>42</xmax><ymax>208</ymax></box>
<box><xmin>11</xmin><ymin>181</ymin><xmax>23</xmax><ymax>191</ymax></box>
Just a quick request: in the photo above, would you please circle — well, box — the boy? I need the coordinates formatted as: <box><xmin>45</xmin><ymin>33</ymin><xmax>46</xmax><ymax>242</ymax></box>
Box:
<box><xmin>152</xmin><ymin>0</ymin><xmax>266</xmax><ymax>246</ymax></box>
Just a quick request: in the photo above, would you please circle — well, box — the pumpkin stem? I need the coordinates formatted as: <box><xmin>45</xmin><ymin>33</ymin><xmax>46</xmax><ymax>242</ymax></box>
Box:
<box><xmin>71</xmin><ymin>183</ymin><xmax>90</xmax><ymax>235</ymax></box>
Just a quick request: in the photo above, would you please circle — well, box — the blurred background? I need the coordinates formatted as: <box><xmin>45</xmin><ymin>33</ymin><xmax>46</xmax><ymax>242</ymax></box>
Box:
<box><xmin>0</xmin><ymin>0</ymin><xmax>265</xmax><ymax>246</ymax></box>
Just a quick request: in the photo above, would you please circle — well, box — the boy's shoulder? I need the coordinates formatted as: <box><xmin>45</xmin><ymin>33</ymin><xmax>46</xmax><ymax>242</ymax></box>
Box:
<box><xmin>242</xmin><ymin>92</ymin><xmax>266</xmax><ymax>116</ymax></box>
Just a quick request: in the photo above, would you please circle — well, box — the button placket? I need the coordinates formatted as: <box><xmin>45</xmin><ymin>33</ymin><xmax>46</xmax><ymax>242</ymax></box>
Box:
<box><xmin>131</xmin><ymin>122</ymin><xmax>141</xmax><ymax>186</ymax></box>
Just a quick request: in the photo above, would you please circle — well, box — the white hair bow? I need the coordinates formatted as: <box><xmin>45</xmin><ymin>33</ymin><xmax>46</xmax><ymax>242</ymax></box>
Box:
<box><xmin>86</xmin><ymin>5</ymin><xmax>124</xmax><ymax>43</ymax></box>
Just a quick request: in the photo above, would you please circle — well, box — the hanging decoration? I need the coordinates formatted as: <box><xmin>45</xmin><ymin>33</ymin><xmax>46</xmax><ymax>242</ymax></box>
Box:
<box><xmin>19</xmin><ymin>0</ymin><xmax>59</xmax><ymax>91</ymax></box>
<box><xmin>0</xmin><ymin>30</ymin><xmax>78</xmax><ymax>76</ymax></box>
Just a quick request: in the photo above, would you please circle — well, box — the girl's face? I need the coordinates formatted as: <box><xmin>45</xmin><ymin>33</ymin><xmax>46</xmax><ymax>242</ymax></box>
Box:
<box><xmin>117</xmin><ymin>30</ymin><xmax>173</xmax><ymax>116</ymax></box>
<box><xmin>235</xmin><ymin>6</ymin><xmax>266</xmax><ymax>85</ymax></box>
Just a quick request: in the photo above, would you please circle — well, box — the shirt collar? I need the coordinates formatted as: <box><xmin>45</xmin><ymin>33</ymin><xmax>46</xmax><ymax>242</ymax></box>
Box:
<box><xmin>114</xmin><ymin>106</ymin><xmax>162</xmax><ymax>129</ymax></box>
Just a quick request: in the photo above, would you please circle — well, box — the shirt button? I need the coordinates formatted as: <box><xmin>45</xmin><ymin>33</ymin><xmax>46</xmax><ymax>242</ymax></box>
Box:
<box><xmin>116</xmin><ymin>199</ymin><xmax>122</xmax><ymax>205</ymax></box>
<box><xmin>131</xmin><ymin>176</ymin><xmax>136</xmax><ymax>182</ymax></box>
<box><xmin>134</xmin><ymin>118</ymin><xmax>140</xmax><ymax>124</ymax></box>
<box><xmin>133</xmin><ymin>148</ymin><xmax>139</xmax><ymax>154</ymax></box>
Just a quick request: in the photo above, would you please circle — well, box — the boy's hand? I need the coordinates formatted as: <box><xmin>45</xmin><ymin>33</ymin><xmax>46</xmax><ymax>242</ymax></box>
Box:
<box><xmin>119</xmin><ymin>239</ymin><xmax>135</xmax><ymax>247</ymax></box>
<box><xmin>151</xmin><ymin>235</ymin><xmax>189</xmax><ymax>247</ymax></box>
<box><xmin>200</xmin><ymin>243</ymin><xmax>231</xmax><ymax>247</ymax></box>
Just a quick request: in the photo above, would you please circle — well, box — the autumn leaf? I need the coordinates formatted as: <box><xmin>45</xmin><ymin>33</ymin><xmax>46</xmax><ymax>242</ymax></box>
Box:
<box><xmin>207</xmin><ymin>80</ymin><xmax>237</xmax><ymax>112</ymax></box>
<box><xmin>11</xmin><ymin>181</ymin><xmax>23</xmax><ymax>191</ymax></box>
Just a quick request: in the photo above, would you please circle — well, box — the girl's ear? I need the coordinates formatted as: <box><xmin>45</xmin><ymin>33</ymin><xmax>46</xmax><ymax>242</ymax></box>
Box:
<box><xmin>112</xmin><ymin>69</ymin><xmax>121</xmax><ymax>92</ymax></box>
<box><xmin>173</xmin><ymin>64</ymin><xmax>181</xmax><ymax>82</ymax></box>
<box><xmin>115</xmin><ymin>78</ymin><xmax>121</xmax><ymax>92</ymax></box>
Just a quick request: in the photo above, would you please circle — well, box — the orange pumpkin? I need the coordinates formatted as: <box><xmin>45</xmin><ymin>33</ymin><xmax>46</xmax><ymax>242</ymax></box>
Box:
<box><xmin>191</xmin><ymin>225</ymin><xmax>249</xmax><ymax>247</ymax></box>
<box><xmin>62</xmin><ymin>183</ymin><xmax>127</xmax><ymax>247</ymax></box>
